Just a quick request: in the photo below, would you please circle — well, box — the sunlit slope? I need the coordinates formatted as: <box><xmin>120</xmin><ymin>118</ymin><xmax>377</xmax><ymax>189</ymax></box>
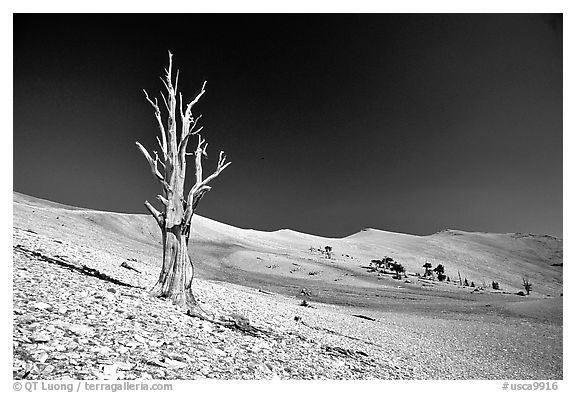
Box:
<box><xmin>13</xmin><ymin>192</ymin><xmax>562</xmax><ymax>296</ymax></box>
<box><xmin>345</xmin><ymin>228</ymin><xmax>562</xmax><ymax>295</ymax></box>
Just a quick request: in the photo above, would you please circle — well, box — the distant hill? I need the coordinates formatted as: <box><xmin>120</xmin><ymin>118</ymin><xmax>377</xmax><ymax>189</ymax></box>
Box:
<box><xmin>13</xmin><ymin>191</ymin><xmax>562</xmax><ymax>298</ymax></box>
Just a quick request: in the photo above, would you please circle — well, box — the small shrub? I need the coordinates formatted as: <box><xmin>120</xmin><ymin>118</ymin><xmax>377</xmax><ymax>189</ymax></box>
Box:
<box><xmin>433</xmin><ymin>264</ymin><xmax>445</xmax><ymax>274</ymax></box>
<box><xmin>464</xmin><ymin>278</ymin><xmax>469</xmax><ymax>286</ymax></box>
<box><xmin>492</xmin><ymin>281</ymin><xmax>500</xmax><ymax>290</ymax></box>
<box><xmin>522</xmin><ymin>278</ymin><xmax>532</xmax><ymax>295</ymax></box>
<box><xmin>471</xmin><ymin>281</ymin><xmax>475</xmax><ymax>287</ymax></box>
<box><xmin>423</xmin><ymin>262</ymin><xmax>433</xmax><ymax>277</ymax></box>
<box><xmin>391</xmin><ymin>262</ymin><xmax>406</xmax><ymax>279</ymax></box>
<box><xmin>437</xmin><ymin>273</ymin><xmax>446</xmax><ymax>282</ymax></box>
<box><xmin>516</xmin><ymin>291</ymin><xmax>525</xmax><ymax>296</ymax></box>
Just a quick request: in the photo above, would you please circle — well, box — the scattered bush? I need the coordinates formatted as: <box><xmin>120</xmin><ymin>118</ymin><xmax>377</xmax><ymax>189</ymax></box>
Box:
<box><xmin>391</xmin><ymin>262</ymin><xmax>406</xmax><ymax>279</ymax></box>
<box><xmin>464</xmin><ymin>278</ymin><xmax>469</xmax><ymax>286</ymax></box>
<box><xmin>437</xmin><ymin>272</ymin><xmax>447</xmax><ymax>281</ymax></box>
<box><xmin>492</xmin><ymin>281</ymin><xmax>500</xmax><ymax>290</ymax></box>
<box><xmin>370</xmin><ymin>256</ymin><xmax>398</xmax><ymax>272</ymax></box>
<box><xmin>470</xmin><ymin>281</ymin><xmax>475</xmax><ymax>287</ymax></box>
<box><xmin>522</xmin><ymin>278</ymin><xmax>532</xmax><ymax>295</ymax></box>
<box><xmin>423</xmin><ymin>262</ymin><xmax>433</xmax><ymax>277</ymax></box>
<box><xmin>516</xmin><ymin>291</ymin><xmax>526</xmax><ymax>296</ymax></box>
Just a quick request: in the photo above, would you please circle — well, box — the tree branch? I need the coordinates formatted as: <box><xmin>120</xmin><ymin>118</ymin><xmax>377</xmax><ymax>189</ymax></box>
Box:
<box><xmin>143</xmin><ymin>90</ymin><xmax>168</xmax><ymax>160</ymax></box>
<box><xmin>162</xmin><ymin>53</ymin><xmax>178</xmax><ymax>160</ymax></box>
<box><xmin>194</xmin><ymin>135</ymin><xmax>206</xmax><ymax>186</ymax></box>
<box><xmin>156</xmin><ymin>194</ymin><xmax>169</xmax><ymax>206</ymax></box>
<box><xmin>136</xmin><ymin>141</ymin><xmax>165</xmax><ymax>183</ymax></box>
<box><xmin>183</xmin><ymin>137</ymin><xmax>231</xmax><ymax>224</ymax></box>
<box><xmin>160</xmin><ymin>91</ymin><xmax>170</xmax><ymax>112</ymax></box>
<box><xmin>144</xmin><ymin>200</ymin><xmax>164</xmax><ymax>228</ymax></box>
<box><xmin>198</xmin><ymin>150</ymin><xmax>231</xmax><ymax>187</ymax></box>
<box><xmin>178</xmin><ymin>124</ymin><xmax>203</xmax><ymax>164</ymax></box>
<box><xmin>153</xmin><ymin>151</ymin><xmax>166</xmax><ymax>169</ymax></box>
<box><xmin>183</xmin><ymin>185</ymin><xmax>211</xmax><ymax>228</ymax></box>
<box><xmin>180</xmin><ymin>81</ymin><xmax>207</xmax><ymax>143</ymax></box>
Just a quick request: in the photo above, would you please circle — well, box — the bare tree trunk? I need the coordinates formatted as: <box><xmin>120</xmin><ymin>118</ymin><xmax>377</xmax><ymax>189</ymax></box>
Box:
<box><xmin>136</xmin><ymin>52</ymin><xmax>230</xmax><ymax>318</ymax></box>
<box><xmin>150</xmin><ymin>227</ymin><xmax>198</xmax><ymax>313</ymax></box>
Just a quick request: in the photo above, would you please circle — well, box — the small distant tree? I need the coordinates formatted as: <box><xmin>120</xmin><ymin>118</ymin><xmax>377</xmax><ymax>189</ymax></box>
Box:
<box><xmin>492</xmin><ymin>281</ymin><xmax>500</xmax><ymax>290</ymax></box>
<box><xmin>370</xmin><ymin>259</ymin><xmax>383</xmax><ymax>271</ymax></box>
<box><xmin>423</xmin><ymin>262</ymin><xmax>433</xmax><ymax>277</ymax></box>
<box><xmin>464</xmin><ymin>278</ymin><xmax>469</xmax><ymax>286</ymax></box>
<box><xmin>470</xmin><ymin>281</ymin><xmax>475</xmax><ymax>287</ymax></box>
<box><xmin>391</xmin><ymin>262</ymin><xmax>406</xmax><ymax>279</ymax></box>
<box><xmin>384</xmin><ymin>256</ymin><xmax>395</xmax><ymax>269</ymax></box>
<box><xmin>433</xmin><ymin>264</ymin><xmax>445</xmax><ymax>281</ymax></box>
<box><xmin>522</xmin><ymin>278</ymin><xmax>532</xmax><ymax>295</ymax></box>
<box><xmin>324</xmin><ymin>246</ymin><xmax>332</xmax><ymax>259</ymax></box>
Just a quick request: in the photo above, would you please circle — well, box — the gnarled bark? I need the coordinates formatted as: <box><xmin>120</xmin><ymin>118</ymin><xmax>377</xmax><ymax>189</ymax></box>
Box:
<box><xmin>137</xmin><ymin>52</ymin><xmax>230</xmax><ymax>318</ymax></box>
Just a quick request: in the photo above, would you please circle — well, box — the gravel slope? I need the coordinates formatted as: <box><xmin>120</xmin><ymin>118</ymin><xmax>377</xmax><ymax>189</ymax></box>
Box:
<box><xmin>12</xmin><ymin>192</ymin><xmax>562</xmax><ymax>379</ymax></box>
<box><xmin>13</xmin><ymin>227</ymin><xmax>562</xmax><ymax>380</ymax></box>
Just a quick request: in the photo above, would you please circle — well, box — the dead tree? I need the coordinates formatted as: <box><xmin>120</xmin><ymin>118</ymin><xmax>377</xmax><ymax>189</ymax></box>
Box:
<box><xmin>136</xmin><ymin>52</ymin><xmax>230</xmax><ymax>318</ymax></box>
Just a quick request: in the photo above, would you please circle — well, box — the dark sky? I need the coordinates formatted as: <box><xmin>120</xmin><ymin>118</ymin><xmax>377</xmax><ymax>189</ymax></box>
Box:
<box><xmin>13</xmin><ymin>14</ymin><xmax>563</xmax><ymax>237</ymax></box>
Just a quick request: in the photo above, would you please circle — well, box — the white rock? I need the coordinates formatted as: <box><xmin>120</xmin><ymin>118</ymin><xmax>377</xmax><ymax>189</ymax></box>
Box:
<box><xmin>32</xmin><ymin>302</ymin><xmax>52</xmax><ymax>311</ymax></box>
<box><xmin>133</xmin><ymin>334</ymin><xmax>147</xmax><ymax>344</ymax></box>
<box><xmin>31</xmin><ymin>333</ymin><xmax>50</xmax><ymax>343</ymax></box>
<box><xmin>117</xmin><ymin>361</ymin><xmax>134</xmax><ymax>371</ymax></box>
<box><xmin>102</xmin><ymin>364</ymin><xmax>119</xmax><ymax>380</ymax></box>
<box><xmin>164</xmin><ymin>358</ymin><xmax>187</xmax><ymax>369</ymax></box>
<box><xmin>36</xmin><ymin>352</ymin><xmax>48</xmax><ymax>363</ymax></box>
<box><xmin>92</xmin><ymin>346</ymin><xmax>112</xmax><ymax>355</ymax></box>
<box><xmin>42</xmin><ymin>364</ymin><xmax>55</xmax><ymax>375</ymax></box>
<box><xmin>67</xmin><ymin>324</ymin><xmax>95</xmax><ymax>336</ymax></box>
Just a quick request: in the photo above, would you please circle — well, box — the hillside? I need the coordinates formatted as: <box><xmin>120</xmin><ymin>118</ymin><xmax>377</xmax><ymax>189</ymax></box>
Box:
<box><xmin>13</xmin><ymin>192</ymin><xmax>563</xmax><ymax>300</ymax></box>
<box><xmin>12</xmin><ymin>192</ymin><xmax>563</xmax><ymax>379</ymax></box>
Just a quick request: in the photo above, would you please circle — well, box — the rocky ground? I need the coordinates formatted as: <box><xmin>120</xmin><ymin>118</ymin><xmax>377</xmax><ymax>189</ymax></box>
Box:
<box><xmin>13</xmin><ymin>225</ymin><xmax>562</xmax><ymax>380</ymax></box>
